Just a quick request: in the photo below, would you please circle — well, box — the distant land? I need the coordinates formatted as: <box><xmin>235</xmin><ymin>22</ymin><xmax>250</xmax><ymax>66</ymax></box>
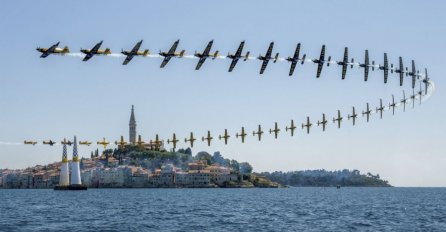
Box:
<box><xmin>0</xmin><ymin>146</ymin><xmax>391</xmax><ymax>188</ymax></box>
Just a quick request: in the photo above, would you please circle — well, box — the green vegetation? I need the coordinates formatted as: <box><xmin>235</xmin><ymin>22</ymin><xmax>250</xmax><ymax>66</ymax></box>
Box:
<box><xmin>259</xmin><ymin>169</ymin><xmax>391</xmax><ymax>187</ymax></box>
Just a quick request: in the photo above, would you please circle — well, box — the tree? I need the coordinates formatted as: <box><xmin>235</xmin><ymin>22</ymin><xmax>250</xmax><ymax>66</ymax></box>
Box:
<box><xmin>239</xmin><ymin>162</ymin><xmax>253</xmax><ymax>174</ymax></box>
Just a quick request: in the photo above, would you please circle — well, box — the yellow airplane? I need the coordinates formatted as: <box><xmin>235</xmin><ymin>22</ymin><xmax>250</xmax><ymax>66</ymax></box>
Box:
<box><xmin>43</xmin><ymin>140</ymin><xmax>56</xmax><ymax>146</ymax></box>
<box><xmin>302</xmin><ymin>117</ymin><xmax>312</xmax><ymax>134</ymax></box>
<box><xmin>252</xmin><ymin>125</ymin><xmax>264</xmax><ymax>141</ymax></box>
<box><xmin>136</xmin><ymin>135</ymin><xmax>146</xmax><ymax>148</ymax></box>
<box><xmin>81</xmin><ymin>40</ymin><xmax>111</xmax><ymax>61</ymax></box>
<box><xmin>115</xmin><ymin>136</ymin><xmax>127</xmax><ymax>149</ymax></box>
<box><xmin>167</xmin><ymin>133</ymin><xmax>179</xmax><ymax>150</ymax></box>
<box><xmin>121</xmin><ymin>40</ymin><xmax>149</xmax><ymax>65</ymax></box>
<box><xmin>159</xmin><ymin>39</ymin><xmax>185</xmax><ymax>68</ymax></box>
<box><xmin>97</xmin><ymin>138</ymin><xmax>110</xmax><ymax>149</ymax></box>
<box><xmin>37</xmin><ymin>42</ymin><xmax>69</xmax><ymax>58</ymax></box>
<box><xmin>236</xmin><ymin>127</ymin><xmax>247</xmax><ymax>143</ymax></box>
<box><xmin>79</xmin><ymin>141</ymin><xmax>92</xmax><ymax>146</ymax></box>
<box><xmin>201</xmin><ymin>130</ymin><xmax>213</xmax><ymax>147</ymax></box>
<box><xmin>194</xmin><ymin>40</ymin><xmax>219</xmax><ymax>70</ymax></box>
<box><xmin>285</xmin><ymin>120</ymin><xmax>297</xmax><ymax>136</ymax></box>
<box><xmin>269</xmin><ymin>122</ymin><xmax>280</xmax><ymax>139</ymax></box>
<box><xmin>184</xmin><ymin>132</ymin><xmax>197</xmax><ymax>147</ymax></box>
<box><xmin>24</xmin><ymin>140</ymin><xmax>37</xmax><ymax>146</ymax></box>
<box><xmin>218</xmin><ymin>129</ymin><xmax>230</xmax><ymax>145</ymax></box>
<box><xmin>61</xmin><ymin>139</ymin><xmax>73</xmax><ymax>146</ymax></box>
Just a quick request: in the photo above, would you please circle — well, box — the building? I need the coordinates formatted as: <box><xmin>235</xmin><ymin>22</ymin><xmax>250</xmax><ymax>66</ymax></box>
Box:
<box><xmin>129</xmin><ymin>105</ymin><xmax>137</xmax><ymax>144</ymax></box>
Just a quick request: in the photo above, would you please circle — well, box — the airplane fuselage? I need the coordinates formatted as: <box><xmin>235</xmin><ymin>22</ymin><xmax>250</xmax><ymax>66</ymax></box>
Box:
<box><xmin>81</xmin><ymin>49</ymin><xmax>111</xmax><ymax>55</ymax></box>
<box><xmin>37</xmin><ymin>47</ymin><xmax>69</xmax><ymax>55</ymax></box>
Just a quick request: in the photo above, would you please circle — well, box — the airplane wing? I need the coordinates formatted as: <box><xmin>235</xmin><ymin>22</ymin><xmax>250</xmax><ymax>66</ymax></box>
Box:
<box><xmin>122</xmin><ymin>54</ymin><xmax>134</xmax><ymax>65</ymax></box>
<box><xmin>235</xmin><ymin>41</ymin><xmax>244</xmax><ymax>57</ymax></box>
<box><xmin>342</xmin><ymin>48</ymin><xmax>348</xmax><ymax>79</ymax></box>
<box><xmin>293</xmin><ymin>43</ymin><xmax>301</xmax><ymax>59</ymax></box>
<box><xmin>265</xmin><ymin>42</ymin><xmax>273</xmax><ymax>58</ymax></box>
<box><xmin>319</xmin><ymin>45</ymin><xmax>325</xmax><ymax>62</ymax></box>
<box><xmin>40</xmin><ymin>52</ymin><xmax>50</xmax><ymax>58</ymax></box>
<box><xmin>364</xmin><ymin>50</ymin><xmax>369</xmax><ymax>81</ymax></box>
<box><xmin>131</xmin><ymin>40</ymin><xmax>143</xmax><ymax>54</ymax></box>
<box><xmin>168</xmin><ymin>40</ymin><xmax>179</xmax><ymax>54</ymax></box>
<box><xmin>228</xmin><ymin>58</ymin><xmax>239</xmax><ymax>72</ymax></box>
<box><xmin>91</xmin><ymin>41</ymin><xmax>102</xmax><ymax>54</ymax></box>
<box><xmin>342</xmin><ymin>64</ymin><xmax>347</xmax><ymax>79</ymax></box>
<box><xmin>195</xmin><ymin>57</ymin><xmax>206</xmax><ymax>70</ymax></box>
<box><xmin>160</xmin><ymin>56</ymin><xmax>172</xmax><ymax>68</ymax></box>
<box><xmin>316</xmin><ymin>62</ymin><xmax>323</xmax><ymax>78</ymax></box>
<box><xmin>260</xmin><ymin>60</ymin><xmax>269</xmax><ymax>74</ymax></box>
<box><xmin>203</xmin><ymin>40</ymin><xmax>213</xmax><ymax>56</ymax></box>
<box><xmin>83</xmin><ymin>53</ymin><xmax>94</xmax><ymax>62</ymax></box>
<box><xmin>289</xmin><ymin>61</ymin><xmax>297</xmax><ymax>76</ymax></box>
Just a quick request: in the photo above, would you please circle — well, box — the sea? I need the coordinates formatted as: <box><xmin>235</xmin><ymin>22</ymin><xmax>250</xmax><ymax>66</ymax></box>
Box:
<box><xmin>0</xmin><ymin>187</ymin><xmax>445</xmax><ymax>231</ymax></box>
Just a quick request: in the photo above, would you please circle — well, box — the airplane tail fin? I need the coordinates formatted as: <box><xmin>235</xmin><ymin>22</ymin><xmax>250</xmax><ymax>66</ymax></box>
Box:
<box><xmin>104</xmin><ymin>48</ymin><xmax>111</xmax><ymax>54</ymax></box>
<box><xmin>212</xmin><ymin>51</ymin><xmax>219</xmax><ymax>60</ymax></box>
<box><xmin>350</xmin><ymin>58</ymin><xmax>354</xmax><ymax>68</ymax></box>
<box><xmin>405</xmin><ymin>67</ymin><xmax>409</xmax><ymax>76</ymax></box>
<box><xmin>301</xmin><ymin>54</ymin><xmax>306</xmax><ymax>64</ymax></box>
<box><xmin>391</xmin><ymin>64</ymin><xmax>394</xmax><ymax>73</ymax></box>
<box><xmin>62</xmin><ymin>46</ymin><xmax>70</xmax><ymax>53</ymax></box>
<box><xmin>179</xmin><ymin>50</ymin><xmax>185</xmax><ymax>57</ymax></box>
<box><xmin>327</xmin><ymin>56</ymin><xmax>331</xmax><ymax>66</ymax></box>
<box><xmin>143</xmin><ymin>49</ymin><xmax>149</xmax><ymax>56</ymax></box>
<box><xmin>372</xmin><ymin>61</ymin><xmax>375</xmax><ymax>71</ymax></box>
<box><xmin>244</xmin><ymin>51</ymin><xmax>250</xmax><ymax>61</ymax></box>
<box><xmin>274</xmin><ymin>53</ymin><xmax>279</xmax><ymax>63</ymax></box>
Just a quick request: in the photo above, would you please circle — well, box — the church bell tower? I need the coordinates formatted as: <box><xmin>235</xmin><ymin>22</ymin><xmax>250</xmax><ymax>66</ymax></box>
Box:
<box><xmin>129</xmin><ymin>105</ymin><xmax>137</xmax><ymax>144</ymax></box>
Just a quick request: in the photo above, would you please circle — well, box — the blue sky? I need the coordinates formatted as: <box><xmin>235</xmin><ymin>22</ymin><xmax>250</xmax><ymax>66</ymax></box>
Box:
<box><xmin>0</xmin><ymin>0</ymin><xmax>445</xmax><ymax>186</ymax></box>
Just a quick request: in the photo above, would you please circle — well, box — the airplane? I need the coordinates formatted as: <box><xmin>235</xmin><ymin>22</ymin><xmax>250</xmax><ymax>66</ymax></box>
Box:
<box><xmin>236</xmin><ymin>127</ymin><xmax>247</xmax><ymax>143</ymax></box>
<box><xmin>417</xmin><ymin>83</ymin><xmax>423</xmax><ymax>105</ymax></box>
<box><xmin>362</xmin><ymin>103</ymin><xmax>372</xmax><ymax>122</ymax></box>
<box><xmin>285</xmin><ymin>120</ymin><xmax>297</xmax><ymax>136</ymax></box>
<box><xmin>167</xmin><ymin>133</ymin><xmax>179</xmax><ymax>150</ymax></box>
<box><xmin>80</xmin><ymin>40</ymin><xmax>111</xmax><ymax>61</ymax></box>
<box><xmin>227</xmin><ymin>41</ymin><xmax>250</xmax><ymax>72</ymax></box>
<box><xmin>348</xmin><ymin>107</ymin><xmax>358</xmax><ymax>125</ymax></box>
<box><xmin>252</xmin><ymin>125</ymin><xmax>264</xmax><ymax>141</ymax></box>
<box><xmin>422</xmin><ymin>68</ymin><xmax>429</xmax><ymax>94</ymax></box>
<box><xmin>121</xmin><ymin>40</ymin><xmax>149</xmax><ymax>65</ymax></box>
<box><xmin>43</xmin><ymin>140</ymin><xmax>56</xmax><ymax>146</ymax></box>
<box><xmin>153</xmin><ymin>134</ymin><xmax>161</xmax><ymax>150</ymax></box>
<box><xmin>194</xmin><ymin>40</ymin><xmax>219</xmax><ymax>70</ymax></box>
<box><xmin>258</xmin><ymin>42</ymin><xmax>279</xmax><ymax>74</ymax></box>
<box><xmin>389</xmin><ymin>95</ymin><xmax>397</xmax><ymax>116</ymax></box>
<box><xmin>79</xmin><ymin>141</ymin><xmax>92</xmax><ymax>146</ymax></box>
<box><xmin>317</xmin><ymin>114</ymin><xmax>328</xmax><ymax>131</ymax></box>
<box><xmin>114</xmin><ymin>136</ymin><xmax>127</xmax><ymax>149</ymax></box>
<box><xmin>286</xmin><ymin>43</ymin><xmax>306</xmax><ymax>76</ymax></box>
<box><xmin>159</xmin><ymin>39</ymin><xmax>185</xmax><ymax>68</ymax></box>
<box><xmin>332</xmin><ymin>110</ymin><xmax>343</xmax><ymax>129</ymax></box>
<box><xmin>336</xmin><ymin>47</ymin><xmax>353</xmax><ymax>80</ymax></box>
<box><xmin>61</xmin><ymin>139</ymin><xmax>73</xmax><ymax>146</ymax></box>
<box><xmin>312</xmin><ymin>45</ymin><xmax>331</xmax><ymax>78</ymax></box>
<box><xmin>136</xmin><ymin>135</ymin><xmax>146</xmax><ymax>148</ymax></box>
<box><xmin>410</xmin><ymin>89</ymin><xmax>417</xmax><ymax>108</ymax></box>
<box><xmin>218</xmin><ymin>129</ymin><xmax>230</xmax><ymax>145</ymax></box>
<box><xmin>376</xmin><ymin>99</ymin><xmax>385</xmax><ymax>119</ymax></box>
<box><xmin>269</xmin><ymin>122</ymin><xmax>280</xmax><ymax>139</ymax></box>
<box><xmin>401</xmin><ymin>90</ymin><xmax>408</xmax><ymax>112</ymax></box>
<box><xmin>97</xmin><ymin>138</ymin><xmax>110</xmax><ymax>149</ymax></box>
<box><xmin>24</xmin><ymin>140</ymin><xmax>37</xmax><ymax>146</ymax></box>
<box><xmin>391</xmin><ymin>56</ymin><xmax>407</xmax><ymax>86</ymax></box>
<box><xmin>378</xmin><ymin>53</ymin><xmax>389</xmax><ymax>83</ymax></box>
<box><xmin>302</xmin><ymin>117</ymin><xmax>312</xmax><ymax>134</ymax></box>
<box><xmin>37</xmin><ymin>42</ymin><xmax>70</xmax><ymax>58</ymax></box>
<box><xmin>408</xmin><ymin>60</ymin><xmax>419</xmax><ymax>89</ymax></box>
<box><xmin>201</xmin><ymin>130</ymin><xmax>213</xmax><ymax>147</ymax></box>
<box><xmin>359</xmin><ymin>50</ymin><xmax>376</xmax><ymax>82</ymax></box>
<box><xmin>184</xmin><ymin>132</ymin><xmax>197</xmax><ymax>148</ymax></box>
